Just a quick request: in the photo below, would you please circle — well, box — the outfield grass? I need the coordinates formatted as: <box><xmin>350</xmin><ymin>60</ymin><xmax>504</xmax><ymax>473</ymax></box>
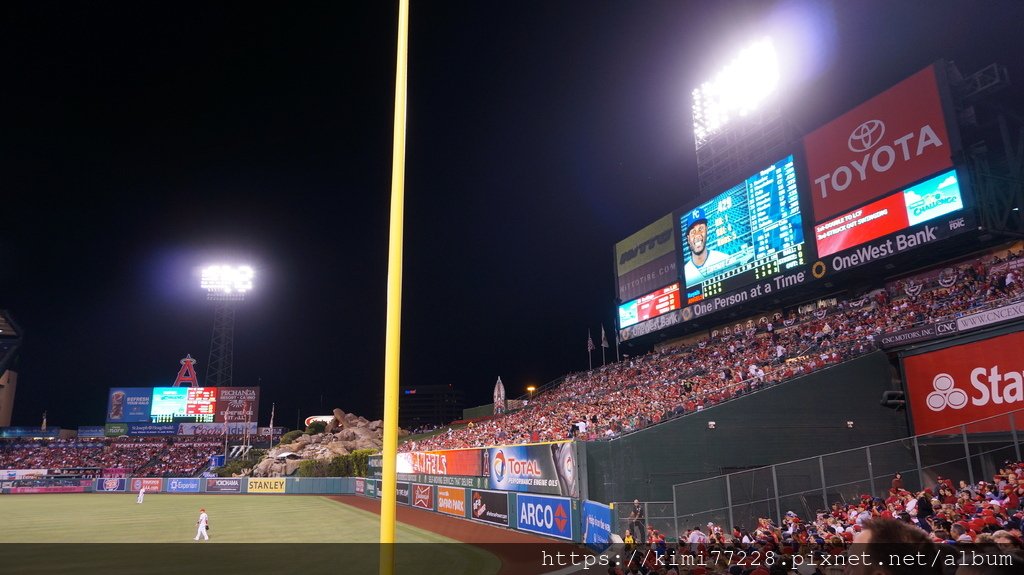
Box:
<box><xmin>0</xmin><ymin>491</ymin><xmax>507</xmax><ymax>572</ymax></box>
<box><xmin>0</xmin><ymin>494</ymin><xmax>501</xmax><ymax>574</ymax></box>
<box><xmin>0</xmin><ymin>493</ymin><xmax>465</xmax><ymax>543</ymax></box>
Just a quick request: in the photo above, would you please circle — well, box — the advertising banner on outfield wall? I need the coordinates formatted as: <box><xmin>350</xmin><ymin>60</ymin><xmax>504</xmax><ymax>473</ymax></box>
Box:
<box><xmin>166</xmin><ymin>478</ymin><xmax>201</xmax><ymax>493</ymax></box>
<box><xmin>247</xmin><ymin>478</ymin><xmax>285</xmax><ymax>493</ymax></box>
<box><xmin>582</xmin><ymin>500</ymin><xmax>613</xmax><ymax>550</ymax></box>
<box><xmin>106</xmin><ymin>388</ymin><xmax>153</xmax><ymax>423</ymax></box>
<box><xmin>104</xmin><ymin>423</ymin><xmax>129</xmax><ymax>437</ymax></box>
<box><xmin>214</xmin><ymin>387</ymin><xmax>260</xmax><ymax>423</ymax></box>
<box><xmin>904</xmin><ymin>331</ymin><xmax>1024</xmax><ymax>435</ymax></box>
<box><xmin>95</xmin><ymin>478</ymin><xmax>127</xmax><ymax>492</ymax></box>
<box><xmin>487</xmin><ymin>442</ymin><xmax>579</xmax><ymax>497</ymax></box>
<box><xmin>470</xmin><ymin>489</ymin><xmax>510</xmax><ymax>527</ymax></box>
<box><xmin>77</xmin><ymin>426</ymin><xmax>106</xmax><ymax>438</ymax></box>
<box><xmin>127</xmin><ymin>423</ymin><xmax>178</xmax><ymax>436</ymax></box>
<box><xmin>365</xmin><ymin>479</ymin><xmax>377</xmax><ymax>498</ymax></box>
<box><xmin>615</xmin><ymin>213</ymin><xmax>679</xmax><ymax>302</ymax></box>
<box><xmin>205</xmin><ymin>478</ymin><xmax>242</xmax><ymax>493</ymax></box>
<box><xmin>396</xmin><ymin>482</ymin><xmax>411</xmax><ymax>505</ymax></box>
<box><xmin>397</xmin><ymin>449</ymin><xmax>485</xmax><ymax>476</ymax></box>
<box><xmin>177</xmin><ymin>422</ymin><xmax>258</xmax><ymax>436</ymax></box>
<box><xmin>803</xmin><ymin>64</ymin><xmax>955</xmax><ymax>223</ymax></box>
<box><xmin>130</xmin><ymin>478</ymin><xmax>163</xmax><ymax>493</ymax></box>
<box><xmin>412</xmin><ymin>484</ymin><xmax>433</xmax><ymax>510</ymax></box>
<box><xmin>436</xmin><ymin>486</ymin><xmax>466</xmax><ymax>517</ymax></box>
<box><xmin>3</xmin><ymin>469</ymin><xmax>48</xmax><ymax>480</ymax></box>
<box><xmin>355</xmin><ymin>478</ymin><xmax>365</xmax><ymax>495</ymax></box>
<box><xmin>879</xmin><ymin>320</ymin><xmax>958</xmax><ymax>348</ymax></box>
<box><xmin>515</xmin><ymin>493</ymin><xmax>573</xmax><ymax>540</ymax></box>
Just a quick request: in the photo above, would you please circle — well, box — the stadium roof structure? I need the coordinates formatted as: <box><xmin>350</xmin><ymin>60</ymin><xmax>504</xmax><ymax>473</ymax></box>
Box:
<box><xmin>0</xmin><ymin>310</ymin><xmax>22</xmax><ymax>373</ymax></box>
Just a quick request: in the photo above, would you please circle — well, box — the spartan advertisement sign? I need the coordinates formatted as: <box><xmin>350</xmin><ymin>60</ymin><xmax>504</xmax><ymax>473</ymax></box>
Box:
<box><xmin>615</xmin><ymin>213</ymin><xmax>678</xmax><ymax>302</ymax></box>
<box><xmin>804</xmin><ymin>64</ymin><xmax>955</xmax><ymax>223</ymax></box>
<box><xmin>904</xmin><ymin>331</ymin><xmax>1024</xmax><ymax>435</ymax></box>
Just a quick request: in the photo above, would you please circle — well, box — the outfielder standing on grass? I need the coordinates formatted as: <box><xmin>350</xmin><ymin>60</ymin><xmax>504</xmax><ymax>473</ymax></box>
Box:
<box><xmin>194</xmin><ymin>508</ymin><xmax>209</xmax><ymax>541</ymax></box>
<box><xmin>136</xmin><ymin>486</ymin><xmax>145</xmax><ymax>504</ymax></box>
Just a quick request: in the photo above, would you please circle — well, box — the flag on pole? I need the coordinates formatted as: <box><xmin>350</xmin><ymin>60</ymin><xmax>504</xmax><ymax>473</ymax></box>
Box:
<box><xmin>601</xmin><ymin>325</ymin><xmax>609</xmax><ymax>348</ymax></box>
<box><xmin>587</xmin><ymin>330</ymin><xmax>595</xmax><ymax>352</ymax></box>
<box><xmin>269</xmin><ymin>403</ymin><xmax>275</xmax><ymax>430</ymax></box>
<box><xmin>41</xmin><ymin>411</ymin><xmax>47</xmax><ymax>432</ymax></box>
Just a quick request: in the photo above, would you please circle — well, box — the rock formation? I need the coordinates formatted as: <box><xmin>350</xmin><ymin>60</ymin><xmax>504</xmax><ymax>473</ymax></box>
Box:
<box><xmin>251</xmin><ymin>408</ymin><xmax>408</xmax><ymax>477</ymax></box>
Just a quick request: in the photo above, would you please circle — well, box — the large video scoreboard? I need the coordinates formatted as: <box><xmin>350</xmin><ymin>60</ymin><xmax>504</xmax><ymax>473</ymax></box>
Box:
<box><xmin>680</xmin><ymin>154</ymin><xmax>806</xmax><ymax>305</ymax></box>
<box><xmin>613</xmin><ymin>62</ymin><xmax>976</xmax><ymax>341</ymax></box>
<box><xmin>107</xmin><ymin>386</ymin><xmax>259</xmax><ymax>424</ymax></box>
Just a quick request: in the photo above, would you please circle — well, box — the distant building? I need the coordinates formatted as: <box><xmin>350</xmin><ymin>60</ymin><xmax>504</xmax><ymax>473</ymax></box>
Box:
<box><xmin>387</xmin><ymin>384</ymin><xmax>464</xmax><ymax>429</ymax></box>
<box><xmin>0</xmin><ymin>311</ymin><xmax>22</xmax><ymax>427</ymax></box>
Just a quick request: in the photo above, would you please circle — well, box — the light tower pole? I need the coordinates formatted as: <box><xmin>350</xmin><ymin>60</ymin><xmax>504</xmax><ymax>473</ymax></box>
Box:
<box><xmin>200</xmin><ymin>264</ymin><xmax>254</xmax><ymax>387</ymax></box>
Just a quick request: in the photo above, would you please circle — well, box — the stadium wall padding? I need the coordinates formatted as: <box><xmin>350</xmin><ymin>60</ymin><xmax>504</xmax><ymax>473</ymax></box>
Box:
<box><xmin>584</xmin><ymin>350</ymin><xmax>911</xmax><ymax>502</ymax></box>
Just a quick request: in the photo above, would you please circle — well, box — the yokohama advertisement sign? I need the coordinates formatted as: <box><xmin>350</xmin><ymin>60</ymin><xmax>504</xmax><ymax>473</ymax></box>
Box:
<box><xmin>804</xmin><ymin>64</ymin><xmax>953</xmax><ymax>222</ymax></box>
<box><xmin>904</xmin><ymin>331</ymin><xmax>1024</xmax><ymax>435</ymax></box>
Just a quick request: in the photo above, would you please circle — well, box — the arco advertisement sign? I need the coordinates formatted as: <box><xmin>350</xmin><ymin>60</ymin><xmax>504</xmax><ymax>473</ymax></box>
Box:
<box><xmin>904</xmin><ymin>331</ymin><xmax>1024</xmax><ymax>434</ymax></box>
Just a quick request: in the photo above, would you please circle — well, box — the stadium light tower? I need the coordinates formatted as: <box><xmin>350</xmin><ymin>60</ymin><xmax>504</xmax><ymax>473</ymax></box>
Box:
<box><xmin>691</xmin><ymin>37</ymin><xmax>787</xmax><ymax>197</ymax></box>
<box><xmin>200</xmin><ymin>264</ymin><xmax>254</xmax><ymax>387</ymax></box>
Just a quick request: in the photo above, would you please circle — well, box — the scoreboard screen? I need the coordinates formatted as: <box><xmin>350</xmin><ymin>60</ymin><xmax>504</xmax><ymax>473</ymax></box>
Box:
<box><xmin>618</xmin><ymin>283</ymin><xmax>681</xmax><ymax>329</ymax></box>
<box><xmin>150</xmin><ymin>387</ymin><xmax>217</xmax><ymax>423</ymax></box>
<box><xmin>680</xmin><ymin>154</ymin><xmax>807</xmax><ymax>304</ymax></box>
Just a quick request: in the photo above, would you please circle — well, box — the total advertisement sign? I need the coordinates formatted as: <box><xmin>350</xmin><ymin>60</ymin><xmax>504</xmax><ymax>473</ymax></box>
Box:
<box><xmin>804</xmin><ymin>64</ymin><xmax>956</xmax><ymax>223</ymax></box>
<box><xmin>904</xmin><ymin>331</ymin><xmax>1024</xmax><ymax>435</ymax></box>
<box><xmin>487</xmin><ymin>442</ymin><xmax>579</xmax><ymax>497</ymax></box>
<box><xmin>129</xmin><ymin>478</ymin><xmax>163</xmax><ymax>493</ymax></box>
<box><xmin>615</xmin><ymin>213</ymin><xmax>679</xmax><ymax>302</ymax></box>
<box><xmin>515</xmin><ymin>493</ymin><xmax>572</xmax><ymax>540</ymax></box>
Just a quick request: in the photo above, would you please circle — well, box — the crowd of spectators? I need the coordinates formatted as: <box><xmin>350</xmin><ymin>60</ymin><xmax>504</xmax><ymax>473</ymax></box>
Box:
<box><xmin>136</xmin><ymin>441</ymin><xmax>222</xmax><ymax>477</ymax></box>
<box><xmin>618</xmin><ymin>463</ymin><xmax>1023</xmax><ymax>575</ymax></box>
<box><xmin>404</xmin><ymin>249</ymin><xmax>1024</xmax><ymax>452</ymax></box>
<box><xmin>0</xmin><ymin>436</ymin><xmax>220</xmax><ymax>477</ymax></box>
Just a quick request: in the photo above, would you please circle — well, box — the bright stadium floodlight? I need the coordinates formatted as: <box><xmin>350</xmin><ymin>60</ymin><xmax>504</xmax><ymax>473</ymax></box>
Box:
<box><xmin>200</xmin><ymin>264</ymin><xmax>254</xmax><ymax>301</ymax></box>
<box><xmin>692</xmin><ymin>37</ymin><xmax>779</xmax><ymax>149</ymax></box>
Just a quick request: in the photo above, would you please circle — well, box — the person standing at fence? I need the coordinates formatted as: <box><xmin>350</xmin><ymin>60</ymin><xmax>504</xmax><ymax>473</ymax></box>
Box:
<box><xmin>194</xmin><ymin>508</ymin><xmax>209</xmax><ymax>541</ymax></box>
<box><xmin>630</xmin><ymin>499</ymin><xmax>646</xmax><ymax>545</ymax></box>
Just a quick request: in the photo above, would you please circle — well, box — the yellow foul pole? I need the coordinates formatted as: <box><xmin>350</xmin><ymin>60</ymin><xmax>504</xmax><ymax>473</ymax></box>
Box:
<box><xmin>380</xmin><ymin>1</ymin><xmax>409</xmax><ymax>574</ymax></box>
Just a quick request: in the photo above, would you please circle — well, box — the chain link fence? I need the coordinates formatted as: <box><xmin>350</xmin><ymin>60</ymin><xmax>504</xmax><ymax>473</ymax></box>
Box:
<box><xmin>667</xmin><ymin>408</ymin><xmax>1023</xmax><ymax>536</ymax></box>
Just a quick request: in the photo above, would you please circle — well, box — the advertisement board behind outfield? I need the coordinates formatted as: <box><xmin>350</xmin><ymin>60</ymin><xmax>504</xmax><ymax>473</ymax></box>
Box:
<box><xmin>904</xmin><ymin>331</ymin><xmax>1024</xmax><ymax>435</ymax></box>
<box><xmin>396</xmin><ymin>482</ymin><xmax>411</xmax><ymax>505</ymax></box>
<box><xmin>95</xmin><ymin>478</ymin><xmax>127</xmax><ymax>492</ymax></box>
<box><xmin>436</xmin><ymin>486</ymin><xmax>466</xmax><ymax>517</ymax></box>
<box><xmin>130</xmin><ymin>478</ymin><xmax>162</xmax><ymax>492</ymax></box>
<box><xmin>166</xmin><ymin>478</ymin><xmax>201</xmax><ymax>493</ymax></box>
<box><xmin>515</xmin><ymin>493</ymin><xmax>572</xmax><ymax>540</ymax></box>
<box><xmin>470</xmin><ymin>489</ymin><xmax>510</xmax><ymax>527</ymax></box>
<box><xmin>412</xmin><ymin>484</ymin><xmax>433</xmax><ymax>510</ymax></box>
<box><xmin>246</xmin><ymin>478</ymin><xmax>286</xmax><ymax>493</ymax></box>
<box><xmin>205</xmin><ymin>478</ymin><xmax>242</xmax><ymax>493</ymax></box>
<box><xmin>582</xmin><ymin>500</ymin><xmax>613</xmax><ymax>550</ymax></box>
<box><xmin>355</xmin><ymin>478</ymin><xmax>365</xmax><ymax>495</ymax></box>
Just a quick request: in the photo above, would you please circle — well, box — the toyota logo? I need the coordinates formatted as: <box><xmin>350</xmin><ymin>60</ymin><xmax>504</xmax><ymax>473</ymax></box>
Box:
<box><xmin>847</xmin><ymin>119</ymin><xmax>885</xmax><ymax>153</ymax></box>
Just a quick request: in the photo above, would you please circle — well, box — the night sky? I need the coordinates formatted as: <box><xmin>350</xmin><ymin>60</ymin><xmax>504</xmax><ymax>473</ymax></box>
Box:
<box><xmin>4</xmin><ymin>1</ymin><xmax>1023</xmax><ymax>428</ymax></box>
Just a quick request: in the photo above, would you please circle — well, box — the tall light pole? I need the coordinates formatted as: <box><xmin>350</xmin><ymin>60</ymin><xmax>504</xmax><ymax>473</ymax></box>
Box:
<box><xmin>200</xmin><ymin>264</ymin><xmax>254</xmax><ymax>387</ymax></box>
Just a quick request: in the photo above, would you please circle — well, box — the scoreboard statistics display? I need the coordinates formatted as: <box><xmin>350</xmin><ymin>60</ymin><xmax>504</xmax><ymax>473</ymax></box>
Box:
<box><xmin>150</xmin><ymin>387</ymin><xmax>216</xmax><ymax>422</ymax></box>
<box><xmin>618</xmin><ymin>283</ymin><xmax>681</xmax><ymax>329</ymax></box>
<box><xmin>680</xmin><ymin>154</ymin><xmax>807</xmax><ymax>305</ymax></box>
<box><xmin>107</xmin><ymin>386</ymin><xmax>257</xmax><ymax>424</ymax></box>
